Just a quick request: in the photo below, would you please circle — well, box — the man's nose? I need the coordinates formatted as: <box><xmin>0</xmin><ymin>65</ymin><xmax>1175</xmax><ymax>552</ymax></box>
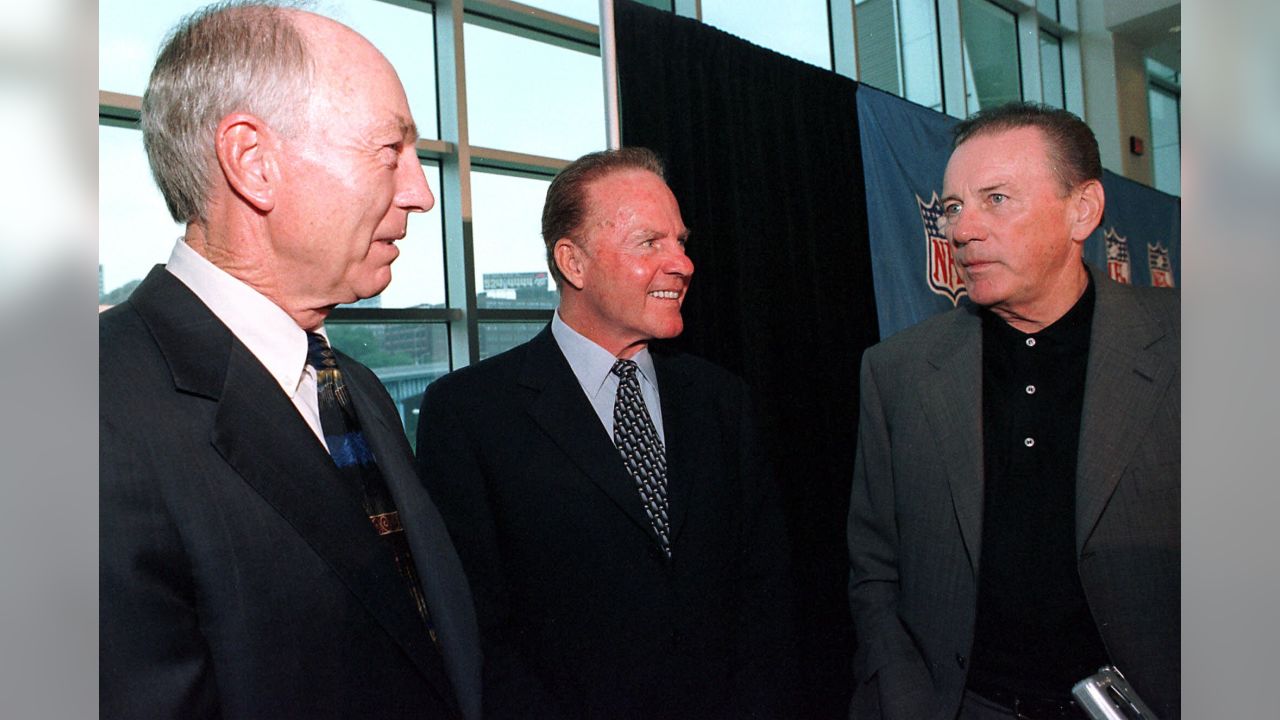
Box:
<box><xmin>666</xmin><ymin>243</ymin><xmax>694</xmax><ymax>278</ymax></box>
<box><xmin>947</xmin><ymin>209</ymin><xmax>983</xmax><ymax>246</ymax></box>
<box><xmin>396</xmin><ymin>150</ymin><xmax>434</xmax><ymax>213</ymax></box>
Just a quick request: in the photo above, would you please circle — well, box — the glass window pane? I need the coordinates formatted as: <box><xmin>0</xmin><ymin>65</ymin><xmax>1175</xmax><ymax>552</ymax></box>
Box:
<box><xmin>899</xmin><ymin>0</ymin><xmax>943</xmax><ymax>111</ymax></box>
<box><xmin>1036</xmin><ymin>0</ymin><xmax>1059</xmax><ymax>23</ymax></box>
<box><xmin>479</xmin><ymin>321</ymin><xmax>548</xmax><ymax>360</ymax></box>
<box><xmin>99</xmin><ymin>0</ymin><xmax>212</xmax><ymax>96</ymax></box>
<box><xmin>100</xmin><ymin>1</ymin><xmax>438</xmax><ymax>138</ymax></box>
<box><xmin>470</xmin><ymin>171</ymin><xmax>560</xmax><ymax>310</ymax></box>
<box><xmin>1149</xmin><ymin>87</ymin><xmax>1180</xmax><ymax>196</ymax></box>
<box><xmin>98</xmin><ymin>124</ymin><xmax>185</xmax><ymax>306</ymax></box>
<box><xmin>464</xmin><ymin>23</ymin><xmax>606</xmax><ymax>159</ymax></box>
<box><xmin>854</xmin><ymin>0</ymin><xmax>901</xmax><ymax>95</ymax></box>
<box><xmin>855</xmin><ymin>0</ymin><xmax>943</xmax><ymax>111</ymax></box>
<box><xmin>319</xmin><ymin>0</ymin><xmax>439</xmax><ymax>139</ymax></box>
<box><xmin>960</xmin><ymin>0</ymin><xmax>1021</xmax><ymax>113</ymax></box>
<box><xmin>326</xmin><ymin>322</ymin><xmax>451</xmax><ymax>446</ymax></box>
<box><xmin>701</xmin><ymin>0</ymin><xmax>832</xmax><ymax>69</ymax></box>
<box><xmin>340</xmin><ymin>163</ymin><xmax>446</xmax><ymax>310</ymax></box>
<box><xmin>1144</xmin><ymin>56</ymin><xmax>1180</xmax><ymax>88</ymax></box>
<box><xmin>1039</xmin><ymin>30</ymin><xmax>1065</xmax><ymax>109</ymax></box>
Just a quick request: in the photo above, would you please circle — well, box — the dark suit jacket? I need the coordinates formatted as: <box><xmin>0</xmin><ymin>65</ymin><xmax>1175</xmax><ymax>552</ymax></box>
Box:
<box><xmin>416</xmin><ymin>327</ymin><xmax>796</xmax><ymax>720</ymax></box>
<box><xmin>847</xmin><ymin>266</ymin><xmax>1180</xmax><ymax>720</ymax></box>
<box><xmin>100</xmin><ymin>266</ymin><xmax>482</xmax><ymax>720</ymax></box>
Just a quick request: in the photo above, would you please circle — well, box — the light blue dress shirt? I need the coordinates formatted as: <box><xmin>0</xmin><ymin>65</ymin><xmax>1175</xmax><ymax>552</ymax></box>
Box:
<box><xmin>550</xmin><ymin>311</ymin><xmax>666</xmax><ymax>444</ymax></box>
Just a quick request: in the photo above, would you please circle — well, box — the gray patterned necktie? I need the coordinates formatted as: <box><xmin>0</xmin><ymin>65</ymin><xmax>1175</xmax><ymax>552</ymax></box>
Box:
<box><xmin>611</xmin><ymin>359</ymin><xmax>671</xmax><ymax>557</ymax></box>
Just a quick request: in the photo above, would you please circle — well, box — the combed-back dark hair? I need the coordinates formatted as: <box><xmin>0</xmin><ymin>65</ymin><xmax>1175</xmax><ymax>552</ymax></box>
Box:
<box><xmin>541</xmin><ymin>147</ymin><xmax>666</xmax><ymax>287</ymax></box>
<box><xmin>952</xmin><ymin>101</ymin><xmax>1102</xmax><ymax>194</ymax></box>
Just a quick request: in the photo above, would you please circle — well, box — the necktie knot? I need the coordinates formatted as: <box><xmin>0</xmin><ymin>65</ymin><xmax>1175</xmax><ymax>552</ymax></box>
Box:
<box><xmin>611</xmin><ymin>358</ymin><xmax>639</xmax><ymax>381</ymax></box>
<box><xmin>307</xmin><ymin>331</ymin><xmax>350</xmax><ymax>414</ymax></box>
<box><xmin>306</xmin><ymin>331</ymin><xmax>338</xmax><ymax>372</ymax></box>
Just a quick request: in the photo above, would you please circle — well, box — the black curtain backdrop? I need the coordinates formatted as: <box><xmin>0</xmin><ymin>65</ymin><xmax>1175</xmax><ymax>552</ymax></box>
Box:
<box><xmin>614</xmin><ymin>2</ymin><xmax>880</xmax><ymax>717</ymax></box>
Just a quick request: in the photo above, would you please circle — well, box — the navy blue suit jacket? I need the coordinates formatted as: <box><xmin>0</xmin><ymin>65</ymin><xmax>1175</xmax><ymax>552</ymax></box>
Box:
<box><xmin>417</xmin><ymin>327</ymin><xmax>797</xmax><ymax>720</ymax></box>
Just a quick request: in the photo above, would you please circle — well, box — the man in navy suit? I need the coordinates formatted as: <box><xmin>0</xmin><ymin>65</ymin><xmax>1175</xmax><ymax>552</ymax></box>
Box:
<box><xmin>417</xmin><ymin>148</ymin><xmax>796</xmax><ymax>719</ymax></box>
<box><xmin>100</xmin><ymin>3</ymin><xmax>480</xmax><ymax>717</ymax></box>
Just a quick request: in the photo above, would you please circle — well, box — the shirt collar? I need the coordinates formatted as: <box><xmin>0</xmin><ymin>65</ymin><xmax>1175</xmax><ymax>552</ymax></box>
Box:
<box><xmin>551</xmin><ymin>310</ymin><xmax>658</xmax><ymax>395</ymax></box>
<box><xmin>165</xmin><ymin>239</ymin><xmax>314</xmax><ymax>398</ymax></box>
<box><xmin>983</xmin><ymin>268</ymin><xmax>1096</xmax><ymax>350</ymax></box>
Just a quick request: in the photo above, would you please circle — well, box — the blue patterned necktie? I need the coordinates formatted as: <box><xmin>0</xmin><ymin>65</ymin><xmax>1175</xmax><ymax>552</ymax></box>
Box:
<box><xmin>611</xmin><ymin>359</ymin><xmax>671</xmax><ymax>558</ymax></box>
<box><xmin>306</xmin><ymin>332</ymin><xmax>438</xmax><ymax>643</ymax></box>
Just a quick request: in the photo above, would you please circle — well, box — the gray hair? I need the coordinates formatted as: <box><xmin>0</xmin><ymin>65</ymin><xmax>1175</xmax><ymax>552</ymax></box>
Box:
<box><xmin>141</xmin><ymin>1</ymin><xmax>313</xmax><ymax>224</ymax></box>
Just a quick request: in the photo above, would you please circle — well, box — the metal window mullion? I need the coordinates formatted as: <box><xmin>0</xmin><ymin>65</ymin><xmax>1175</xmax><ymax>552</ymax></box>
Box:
<box><xmin>1017</xmin><ymin>6</ymin><xmax>1042</xmax><ymax>102</ymax></box>
<box><xmin>475</xmin><ymin>308</ymin><xmax>556</xmax><ymax>322</ymax></box>
<box><xmin>436</xmin><ymin>0</ymin><xmax>481</xmax><ymax>368</ymax></box>
<box><xmin>1055</xmin><ymin>0</ymin><xmax>1077</xmax><ymax>32</ymax></box>
<box><xmin>891</xmin><ymin>0</ymin><xmax>907</xmax><ymax>98</ymax></box>
<box><xmin>600</xmin><ymin>0</ymin><xmax>621</xmax><ymax>148</ymax></box>
<box><xmin>466</xmin><ymin>0</ymin><xmax>599</xmax><ymax>46</ymax></box>
<box><xmin>470</xmin><ymin>146</ymin><xmax>570</xmax><ymax>175</ymax></box>
<box><xmin>937</xmin><ymin>0</ymin><xmax>967</xmax><ymax>117</ymax></box>
<box><xmin>1059</xmin><ymin>0</ymin><xmax>1084</xmax><ymax>116</ymax></box>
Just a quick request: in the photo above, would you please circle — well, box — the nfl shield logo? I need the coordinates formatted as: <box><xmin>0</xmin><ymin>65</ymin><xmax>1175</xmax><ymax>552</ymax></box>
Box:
<box><xmin>1148</xmin><ymin>243</ymin><xmax>1175</xmax><ymax>287</ymax></box>
<box><xmin>918</xmin><ymin>192</ymin><xmax>966</xmax><ymax>305</ymax></box>
<box><xmin>1104</xmin><ymin>227</ymin><xmax>1131</xmax><ymax>285</ymax></box>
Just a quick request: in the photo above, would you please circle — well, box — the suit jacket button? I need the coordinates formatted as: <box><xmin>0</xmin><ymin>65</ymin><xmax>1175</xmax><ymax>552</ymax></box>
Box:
<box><xmin>955</xmin><ymin>653</ymin><xmax>966</xmax><ymax>669</ymax></box>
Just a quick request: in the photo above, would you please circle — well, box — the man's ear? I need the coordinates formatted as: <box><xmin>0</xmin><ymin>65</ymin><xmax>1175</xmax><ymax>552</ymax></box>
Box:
<box><xmin>214</xmin><ymin>112</ymin><xmax>278</xmax><ymax>213</ymax></box>
<box><xmin>554</xmin><ymin>238</ymin><xmax>586</xmax><ymax>291</ymax></box>
<box><xmin>1069</xmin><ymin>178</ymin><xmax>1105</xmax><ymax>243</ymax></box>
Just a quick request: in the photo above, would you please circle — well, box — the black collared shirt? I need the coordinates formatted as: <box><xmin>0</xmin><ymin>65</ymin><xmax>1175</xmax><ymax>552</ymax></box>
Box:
<box><xmin>968</xmin><ymin>274</ymin><xmax>1110</xmax><ymax>700</ymax></box>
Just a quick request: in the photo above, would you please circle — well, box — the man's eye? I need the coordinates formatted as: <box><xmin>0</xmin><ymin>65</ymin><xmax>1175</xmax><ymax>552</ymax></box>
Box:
<box><xmin>942</xmin><ymin>202</ymin><xmax>961</xmax><ymax>217</ymax></box>
<box><xmin>989</xmin><ymin>193</ymin><xmax>1007</xmax><ymax>205</ymax></box>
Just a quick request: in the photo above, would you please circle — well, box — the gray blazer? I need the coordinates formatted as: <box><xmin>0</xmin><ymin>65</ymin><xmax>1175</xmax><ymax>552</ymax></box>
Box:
<box><xmin>847</xmin><ymin>265</ymin><xmax>1179</xmax><ymax>720</ymax></box>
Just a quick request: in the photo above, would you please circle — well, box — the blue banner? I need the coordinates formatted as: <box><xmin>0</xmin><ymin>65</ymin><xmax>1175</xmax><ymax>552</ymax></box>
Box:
<box><xmin>1086</xmin><ymin>171</ymin><xmax>1182</xmax><ymax>289</ymax></box>
<box><xmin>857</xmin><ymin>85</ymin><xmax>959</xmax><ymax>340</ymax></box>
<box><xmin>858</xmin><ymin>85</ymin><xmax>1181</xmax><ymax>340</ymax></box>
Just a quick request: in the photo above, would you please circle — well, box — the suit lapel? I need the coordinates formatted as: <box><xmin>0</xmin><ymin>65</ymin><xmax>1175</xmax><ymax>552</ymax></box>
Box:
<box><xmin>520</xmin><ymin>329</ymin><xmax>659</xmax><ymax>542</ymax></box>
<box><xmin>1075</xmin><ymin>273</ymin><xmax>1176</xmax><ymax>554</ymax></box>
<box><xmin>132</xmin><ymin>269</ymin><xmax>461</xmax><ymax>711</ymax></box>
<box><xmin>653</xmin><ymin>352</ymin><xmax>697</xmax><ymax>549</ymax></box>
<box><xmin>345</xmin><ymin>368</ymin><xmax>481</xmax><ymax>720</ymax></box>
<box><xmin>920</xmin><ymin>307</ymin><xmax>986</xmax><ymax>573</ymax></box>
<box><xmin>213</xmin><ymin>346</ymin><xmax>461</xmax><ymax>703</ymax></box>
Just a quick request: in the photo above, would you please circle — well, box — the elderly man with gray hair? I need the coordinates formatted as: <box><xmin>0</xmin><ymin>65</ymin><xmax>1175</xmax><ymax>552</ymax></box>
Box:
<box><xmin>99</xmin><ymin>3</ymin><xmax>480</xmax><ymax>717</ymax></box>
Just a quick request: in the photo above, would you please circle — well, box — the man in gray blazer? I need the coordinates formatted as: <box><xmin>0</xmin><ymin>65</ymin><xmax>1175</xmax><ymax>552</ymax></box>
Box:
<box><xmin>848</xmin><ymin>103</ymin><xmax>1179</xmax><ymax>720</ymax></box>
<box><xmin>100</xmin><ymin>4</ymin><xmax>480</xmax><ymax>717</ymax></box>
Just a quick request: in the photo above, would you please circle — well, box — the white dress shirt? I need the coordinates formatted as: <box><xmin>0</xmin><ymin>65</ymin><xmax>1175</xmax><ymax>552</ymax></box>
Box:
<box><xmin>165</xmin><ymin>239</ymin><xmax>328</xmax><ymax>448</ymax></box>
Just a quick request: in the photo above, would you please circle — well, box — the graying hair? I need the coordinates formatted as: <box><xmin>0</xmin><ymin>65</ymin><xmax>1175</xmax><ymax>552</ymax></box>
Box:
<box><xmin>141</xmin><ymin>1</ymin><xmax>313</xmax><ymax>224</ymax></box>
<box><xmin>953</xmin><ymin>101</ymin><xmax>1102</xmax><ymax>194</ymax></box>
